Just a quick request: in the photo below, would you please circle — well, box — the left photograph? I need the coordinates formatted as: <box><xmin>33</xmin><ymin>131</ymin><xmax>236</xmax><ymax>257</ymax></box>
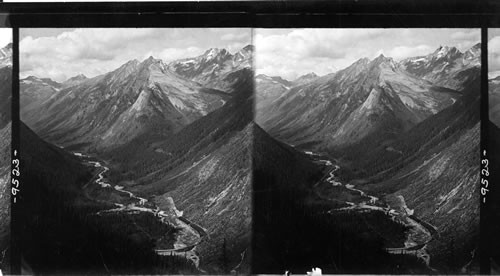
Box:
<box><xmin>18</xmin><ymin>28</ymin><xmax>253</xmax><ymax>274</ymax></box>
<box><xmin>0</xmin><ymin>28</ymin><xmax>12</xmax><ymax>275</ymax></box>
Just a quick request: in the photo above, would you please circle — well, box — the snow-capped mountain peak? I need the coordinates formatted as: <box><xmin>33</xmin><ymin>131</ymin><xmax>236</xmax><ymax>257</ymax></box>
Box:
<box><xmin>464</xmin><ymin>43</ymin><xmax>481</xmax><ymax>60</ymax></box>
<box><xmin>168</xmin><ymin>45</ymin><xmax>253</xmax><ymax>91</ymax></box>
<box><xmin>432</xmin><ymin>45</ymin><xmax>461</xmax><ymax>60</ymax></box>
<box><xmin>0</xmin><ymin>43</ymin><xmax>12</xmax><ymax>68</ymax></box>
<box><xmin>399</xmin><ymin>43</ymin><xmax>480</xmax><ymax>90</ymax></box>
<box><xmin>234</xmin><ymin>45</ymin><xmax>253</xmax><ymax>61</ymax></box>
<box><xmin>203</xmin><ymin>48</ymin><xmax>230</xmax><ymax>61</ymax></box>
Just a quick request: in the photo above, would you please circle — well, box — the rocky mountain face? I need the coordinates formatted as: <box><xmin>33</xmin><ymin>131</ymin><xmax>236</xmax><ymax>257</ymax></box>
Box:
<box><xmin>21</xmin><ymin>46</ymin><xmax>252</xmax><ymax>153</ymax></box>
<box><xmin>0</xmin><ymin>42</ymin><xmax>11</xmax><ymax>272</ymax></box>
<box><xmin>257</xmin><ymin>44</ymin><xmax>480</xmax><ymax>151</ymax></box>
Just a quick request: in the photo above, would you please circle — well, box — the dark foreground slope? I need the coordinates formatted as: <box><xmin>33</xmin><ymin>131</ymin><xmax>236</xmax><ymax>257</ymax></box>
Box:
<box><xmin>18</xmin><ymin>122</ymin><xmax>195</xmax><ymax>274</ymax></box>
<box><xmin>0</xmin><ymin>61</ymin><xmax>11</xmax><ymax>273</ymax></box>
<box><xmin>252</xmin><ymin>124</ymin><xmax>428</xmax><ymax>274</ymax></box>
<box><xmin>488</xmin><ymin>121</ymin><xmax>500</xmax><ymax>272</ymax></box>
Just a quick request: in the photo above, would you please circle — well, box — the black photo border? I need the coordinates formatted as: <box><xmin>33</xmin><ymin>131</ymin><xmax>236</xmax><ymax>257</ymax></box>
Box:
<box><xmin>0</xmin><ymin>0</ymin><xmax>498</xmax><ymax>274</ymax></box>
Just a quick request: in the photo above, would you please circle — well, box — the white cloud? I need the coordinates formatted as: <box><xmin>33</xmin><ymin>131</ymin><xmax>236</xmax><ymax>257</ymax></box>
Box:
<box><xmin>20</xmin><ymin>28</ymin><xmax>251</xmax><ymax>82</ymax></box>
<box><xmin>158</xmin><ymin>47</ymin><xmax>204</xmax><ymax>62</ymax></box>
<box><xmin>451</xmin><ymin>30</ymin><xmax>480</xmax><ymax>41</ymax></box>
<box><xmin>0</xmin><ymin>29</ymin><xmax>12</xmax><ymax>48</ymax></box>
<box><xmin>221</xmin><ymin>32</ymin><xmax>250</xmax><ymax>41</ymax></box>
<box><xmin>256</xmin><ymin>28</ymin><xmax>480</xmax><ymax>81</ymax></box>
<box><xmin>489</xmin><ymin>34</ymin><xmax>500</xmax><ymax>73</ymax></box>
<box><xmin>387</xmin><ymin>45</ymin><xmax>434</xmax><ymax>60</ymax></box>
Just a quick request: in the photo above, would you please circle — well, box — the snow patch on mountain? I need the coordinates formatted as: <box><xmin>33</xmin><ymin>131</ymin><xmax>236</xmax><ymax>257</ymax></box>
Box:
<box><xmin>168</xmin><ymin>95</ymin><xmax>188</xmax><ymax>110</ymax></box>
<box><xmin>410</xmin><ymin>57</ymin><xmax>427</xmax><ymax>63</ymax></box>
<box><xmin>198</xmin><ymin>157</ymin><xmax>219</xmax><ymax>183</ymax></box>
<box><xmin>428</xmin><ymin>154</ymin><xmax>450</xmax><ymax>181</ymax></box>
<box><xmin>206</xmin><ymin>179</ymin><xmax>233</xmax><ymax>209</ymax></box>
<box><xmin>399</xmin><ymin>94</ymin><xmax>418</xmax><ymax>109</ymax></box>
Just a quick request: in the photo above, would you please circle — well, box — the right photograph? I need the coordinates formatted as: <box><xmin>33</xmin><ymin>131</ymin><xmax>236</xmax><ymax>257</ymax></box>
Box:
<box><xmin>253</xmin><ymin>28</ymin><xmax>480</xmax><ymax>274</ymax></box>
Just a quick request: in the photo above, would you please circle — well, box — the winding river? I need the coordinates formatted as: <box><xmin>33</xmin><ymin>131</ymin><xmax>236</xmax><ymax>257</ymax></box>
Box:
<box><xmin>304</xmin><ymin>151</ymin><xmax>437</xmax><ymax>271</ymax></box>
<box><xmin>73</xmin><ymin>152</ymin><xmax>207</xmax><ymax>271</ymax></box>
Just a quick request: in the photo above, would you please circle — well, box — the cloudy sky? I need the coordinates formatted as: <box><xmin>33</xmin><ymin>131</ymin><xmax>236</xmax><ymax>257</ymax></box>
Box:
<box><xmin>0</xmin><ymin>28</ymin><xmax>12</xmax><ymax>48</ymax></box>
<box><xmin>256</xmin><ymin>28</ymin><xmax>480</xmax><ymax>81</ymax></box>
<box><xmin>20</xmin><ymin>28</ymin><xmax>251</xmax><ymax>82</ymax></box>
<box><xmin>489</xmin><ymin>29</ymin><xmax>500</xmax><ymax>79</ymax></box>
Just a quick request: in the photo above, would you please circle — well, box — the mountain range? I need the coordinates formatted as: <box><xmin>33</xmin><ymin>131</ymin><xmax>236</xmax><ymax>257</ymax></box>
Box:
<box><xmin>257</xmin><ymin>43</ymin><xmax>480</xmax><ymax>150</ymax></box>
<box><xmin>21</xmin><ymin>45</ymin><xmax>252</xmax><ymax>153</ymax></box>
